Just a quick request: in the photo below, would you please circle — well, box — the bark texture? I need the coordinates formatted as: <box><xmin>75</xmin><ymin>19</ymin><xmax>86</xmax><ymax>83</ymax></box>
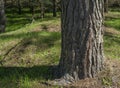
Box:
<box><xmin>59</xmin><ymin>0</ymin><xmax>104</xmax><ymax>81</ymax></box>
<box><xmin>0</xmin><ymin>0</ymin><xmax>6</xmax><ymax>33</ymax></box>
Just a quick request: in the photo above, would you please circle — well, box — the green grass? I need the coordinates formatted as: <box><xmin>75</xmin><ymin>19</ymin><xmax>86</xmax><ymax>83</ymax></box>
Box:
<box><xmin>0</xmin><ymin>9</ymin><xmax>120</xmax><ymax>88</ymax></box>
<box><xmin>0</xmin><ymin>12</ymin><xmax>61</xmax><ymax>88</ymax></box>
<box><xmin>104</xmin><ymin>11</ymin><xmax>120</xmax><ymax>31</ymax></box>
<box><xmin>104</xmin><ymin>35</ymin><xmax>120</xmax><ymax>59</ymax></box>
<box><xmin>104</xmin><ymin>11</ymin><xmax>120</xmax><ymax>59</ymax></box>
<box><xmin>6</xmin><ymin>12</ymin><xmax>60</xmax><ymax>32</ymax></box>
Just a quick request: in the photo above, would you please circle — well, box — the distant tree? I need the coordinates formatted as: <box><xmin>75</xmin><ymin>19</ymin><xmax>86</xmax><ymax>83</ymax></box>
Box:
<box><xmin>59</xmin><ymin>0</ymin><xmax>104</xmax><ymax>82</ymax></box>
<box><xmin>108</xmin><ymin>0</ymin><xmax>120</xmax><ymax>7</ymax></box>
<box><xmin>29</xmin><ymin>0</ymin><xmax>35</xmax><ymax>21</ymax></box>
<box><xmin>39</xmin><ymin>0</ymin><xmax>51</xmax><ymax>18</ymax></box>
<box><xmin>4</xmin><ymin>0</ymin><xmax>7</xmax><ymax>6</ymax></box>
<box><xmin>52</xmin><ymin>0</ymin><xmax>57</xmax><ymax>17</ymax></box>
<box><xmin>39</xmin><ymin>0</ymin><xmax>45</xmax><ymax>18</ymax></box>
<box><xmin>17</xmin><ymin>0</ymin><xmax>22</xmax><ymax>14</ymax></box>
<box><xmin>104</xmin><ymin>0</ymin><xmax>108</xmax><ymax>13</ymax></box>
<box><xmin>0</xmin><ymin>0</ymin><xmax>6</xmax><ymax>33</ymax></box>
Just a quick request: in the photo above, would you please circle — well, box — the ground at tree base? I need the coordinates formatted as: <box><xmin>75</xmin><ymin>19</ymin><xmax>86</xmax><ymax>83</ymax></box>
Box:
<box><xmin>41</xmin><ymin>58</ymin><xmax>118</xmax><ymax>88</ymax></box>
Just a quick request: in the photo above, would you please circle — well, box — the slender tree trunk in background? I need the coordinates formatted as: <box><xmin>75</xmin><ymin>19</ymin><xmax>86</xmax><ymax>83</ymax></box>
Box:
<box><xmin>104</xmin><ymin>0</ymin><xmax>108</xmax><ymax>13</ymax></box>
<box><xmin>29</xmin><ymin>0</ymin><xmax>34</xmax><ymax>14</ymax></box>
<box><xmin>40</xmin><ymin>1</ymin><xmax>45</xmax><ymax>19</ymax></box>
<box><xmin>29</xmin><ymin>0</ymin><xmax>35</xmax><ymax>21</ymax></box>
<box><xmin>11</xmin><ymin>0</ymin><xmax>15</xmax><ymax>14</ymax></box>
<box><xmin>53</xmin><ymin>0</ymin><xmax>57</xmax><ymax>17</ymax></box>
<box><xmin>4</xmin><ymin>0</ymin><xmax>7</xmax><ymax>6</ymax></box>
<box><xmin>0</xmin><ymin>0</ymin><xmax>6</xmax><ymax>33</ymax></box>
<box><xmin>59</xmin><ymin>0</ymin><xmax>104</xmax><ymax>81</ymax></box>
<box><xmin>17</xmin><ymin>0</ymin><xmax>22</xmax><ymax>14</ymax></box>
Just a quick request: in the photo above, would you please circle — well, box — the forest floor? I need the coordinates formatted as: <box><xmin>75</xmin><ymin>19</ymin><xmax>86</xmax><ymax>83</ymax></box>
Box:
<box><xmin>0</xmin><ymin>10</ymin><xmax>120</xmax><ymax>88</ymax></box>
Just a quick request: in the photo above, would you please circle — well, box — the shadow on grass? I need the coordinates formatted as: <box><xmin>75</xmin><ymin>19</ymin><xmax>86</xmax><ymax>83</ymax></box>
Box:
<box><xmin>0</xmin><ymin>65</ymin><xmax>57</xmax><ymax>80</ymax></box>
<box><xmin>110</xmin><ymin>7</ymin><xmax>120</xmax><ymax>12</ymax></box>
<box><xmin>6</xmin><ymin>14</ymin><xmax>32</xmax><ymax>32</ymax></box>
<box><xmin>0</xmin><ymin>31</ymin><xmax>61</xmax><ymax>65</ymax></box>
<box><xmin>105</xmin><ymin>17</ymin><xmax>120</xmax><ymax>20</ymax></box>
<box><xmin>6</xmin><ymin>12</ymin><xmax>60</xmax><ymax>32</ymax></box>
<box><xmin>0</xmin><ymin>31</ymin><xmax>61</xmax><ymax>40</ymax></box>
<box><xmin>104</xmin><ymin>34</ymin><xmax>120</xmax><ymax>44</ymax></box>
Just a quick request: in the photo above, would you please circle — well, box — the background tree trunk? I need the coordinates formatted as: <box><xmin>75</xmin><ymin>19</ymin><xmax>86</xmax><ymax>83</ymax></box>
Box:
<box><xmin>104</xmin><ymin>0</ymin><xmax>108</xmax><ymax>13</ymax></box>
<box><xmin>17</xmin><ymin>0</ymin><xmax>22</xmax><ymax>14</ymax></box>
<box><xmin>40</xmin><ymin>0</ymin><xmax>45</xmax><ymax>19</ymax></box>
<box><xmin>53</xmin><ymin>0</ymin><xmax>57</xmax><ymax>17</ymax></box>
<box><xmin>59</xmin><ymin>0</ymin><xmax>104</xmax><ymax>81</ymax></box>
<box><xmin>0</xmin><ymin>0</ymin><xmax>6</xmax><ymax>33</ymax></box>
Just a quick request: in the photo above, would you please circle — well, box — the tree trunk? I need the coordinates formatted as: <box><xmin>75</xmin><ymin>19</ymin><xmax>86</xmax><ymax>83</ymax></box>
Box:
<box><xmin>104</xmin><ymin>0</ymin><xmax>108</xmax><ymax>13</ymax></box>
<box><xmin>29</xmin><ymin>0</ymin><xmax>34</xmax><ymax>14</ymax></box>
<box><xmin>4</xmin><ymin>0</ymin><xmax>7</xmax><ymax>7</ymax></box>
<box><xmin>40</xmin><ymin>0</ymin><xmax>45</xmax><ymax>19</ymax></box>
<box><xmin>29</xmin><ymin>0</ymin><xmax>35</xmax><ymax>22</ymax></box>
<box><xmin>53</xmin><ymin>0</ymin><xmax>57</xmax><ymax>17</ymax></box>
<box><xmin>0</xmin><ymin>0</ymin><xmax>6</xmax><ymax>33</ymax></box>
<box><xmin>17</xmin><ymin>0</ymin><xmax>22</xmax><ymax>14</ymax></box>
<box><xmin>59</xmin><ymin>0</ymin><xmax>104</xmax><ymax>81</ymax></box>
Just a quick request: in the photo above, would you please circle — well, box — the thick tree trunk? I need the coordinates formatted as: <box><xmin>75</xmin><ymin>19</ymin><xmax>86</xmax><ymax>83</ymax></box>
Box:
<box><xmin>0</xmin><ymin>0</ymin><xmax>6</xmax><ymax>33</ymax></box>
<box><xmin>59</xmin><ymin>0</ymin><xmax>104</xmax><ymax>81</ymax></box>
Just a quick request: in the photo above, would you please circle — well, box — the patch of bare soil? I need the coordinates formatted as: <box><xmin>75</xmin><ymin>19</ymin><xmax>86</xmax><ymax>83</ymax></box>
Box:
<box><xmin>0</xmin><ymin>39</ymin><xmax>35</xmax><ymax>66</ymax></box>
<box><xmin>31</xmin><ymin>24</ymin><xmax>61</xmax><ymax>32</ymax></box>
<box><xmin>68</xmin><ymin>58</ymin><xmax>120</xmax><ymax>88</ymax></box>
<box><xmin>100</xmin><ymin>58</ymin><xmax>120</xmax><ymax>88</ymax></box>
<box><xmin>104</xmin><ymin>27</ymin><xmax>120</xmax><ymax>35</ymax></box>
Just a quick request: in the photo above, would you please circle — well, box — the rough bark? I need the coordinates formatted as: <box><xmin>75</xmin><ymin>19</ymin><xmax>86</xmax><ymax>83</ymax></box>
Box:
<box><xmin>0</xmin><ymin>0</ymin><xmax>6</xmax><ymax>33</ymax></box>
<box><xmin>59</xmin><ymin>0</ymin><xmax>104</xmax><ymax>81</ymax></box>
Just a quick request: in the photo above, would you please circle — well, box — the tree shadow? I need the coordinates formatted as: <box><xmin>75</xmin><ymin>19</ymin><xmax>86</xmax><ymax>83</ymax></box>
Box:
<box><xmin>6</xmin><ymin>14</ymin><xmax>32</xmax><ymax>32</ymax></box>
<box><xmin>105</xmin><ymin>17</ymin><xmax>120</xmax><ymax>20</ymax></box>
<box><xmin>0</xmin><ymin>65</ymin><xmax>57</xmax><ymax>80</ymax></box>
<box><xmin>104</xmin><ymin>34</ymin><xmax>120</xmax><ymax>44</ymax></box>
<box><xmin>6</xmin><ymin>12</ymin><xmax>60</xmax><ymax>32</ymax></box>
<box><xmin>0</xmin><ymin>31</ymin><xmax>60</xmax><ymax>40</ymax></box>
<box><xmin>0</xmin><ymin>31</ymin><xmax>61</xmax><ymax>66</ymax></box>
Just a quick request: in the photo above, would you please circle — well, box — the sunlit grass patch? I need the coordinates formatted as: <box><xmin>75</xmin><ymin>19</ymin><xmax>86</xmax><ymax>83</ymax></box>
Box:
<box><xmin>105</xmin><ymin>11</ymin><xmax>120</xmax><ymax>31</ymax></box>
<box><xmin>104</xmin><ymin>34</ymin><xmax>120</xmax><ymax>59</ymax></box>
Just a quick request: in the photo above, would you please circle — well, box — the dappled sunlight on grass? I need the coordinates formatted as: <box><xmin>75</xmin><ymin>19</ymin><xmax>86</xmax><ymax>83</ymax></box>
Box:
<box><xmin>0</xmin><ymin>9</ymin><xmax>120</xmax><ymax>88</ymax></box>
<box><xmin>104</xmin><ymin>34</ymin><xmax>120</xmax><ymax>59</ymax></box>
<box><xmin>104</xmin><ymin>11</ymin><xmax>120</xmax><ymax>59</ymax></box>
<box><xmin>6</xmin><ymin>12</ymin><xmax>60</xmax><ymax>32</ymax></box>
<box><xmin>105</xmin><ymin>11</ymin><xmax>120</xmax><ymax>31</ymax></box>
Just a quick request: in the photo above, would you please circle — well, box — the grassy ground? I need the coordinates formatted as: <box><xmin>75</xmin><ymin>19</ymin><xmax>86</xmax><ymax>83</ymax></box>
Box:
<box><xmin>0</xmin><ymin>13</ymin><xmax>61</xmax><ymax>88</ymax></box>
<box><xmin>0</xmin><ymin>10</ymin><xmax>120</xmax><ymax>88</ymax></box>
<box><xmin>104</xmin><ymin>11</ymin><xmax>120</xmax><ymax>59</ymax></box>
